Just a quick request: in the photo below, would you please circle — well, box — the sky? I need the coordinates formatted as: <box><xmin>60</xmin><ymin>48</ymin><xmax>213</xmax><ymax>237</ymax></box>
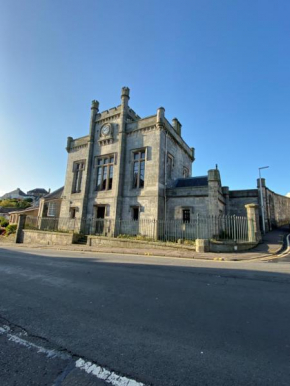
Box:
<box><xmin>1</xmin><ymin>0</ymin><xmax>289</xmax><ymax>197</ymax></box>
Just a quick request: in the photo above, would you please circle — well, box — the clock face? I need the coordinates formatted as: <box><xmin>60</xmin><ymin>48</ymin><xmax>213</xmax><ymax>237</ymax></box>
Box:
<box><xmin>101</xmin><ymin>125</ymin><xmax>110</xmax><ymax>136</ymax></box>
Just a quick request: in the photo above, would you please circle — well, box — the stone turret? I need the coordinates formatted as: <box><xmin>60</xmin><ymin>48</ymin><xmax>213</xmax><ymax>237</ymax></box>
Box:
<box><xmin>121</xmin><ymin>87</ymin><xmax>130</xmax><ymax>111</ymax></box>
<box><xmin>89</xmin><ymin>100</ymin><xmax>99</xmax><ymax>140</ymax></box>
<box><xmin>208</xmin><ymin>168</ymin><xmax>222</xmax><ymax>216</ymax></box>
<box><xmin>172</xmin><ymin>118</ymin><xmax>182</xmax><ymax>136</ymax></box>
<box><xmin>157</xmin><ymin>107</ymin><xmax>165</xmax><ymax>124</ymax></box>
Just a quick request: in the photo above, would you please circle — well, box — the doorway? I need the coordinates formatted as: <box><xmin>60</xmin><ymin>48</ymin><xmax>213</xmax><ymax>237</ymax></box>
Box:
<box><xmin>96</xmin><ymin>206</ymin><xmax>105</xmax><ymax>234</ymax></box>
<box><xmin>96</xmin><ymin>206</ymin><xmax>105</xmax><ymax>219</ymax></box>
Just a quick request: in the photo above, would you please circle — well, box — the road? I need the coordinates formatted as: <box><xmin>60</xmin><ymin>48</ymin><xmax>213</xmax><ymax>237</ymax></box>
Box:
<box><xmin>0</xmin><ymin>246</ymin><xmax>290</xmax><ymax>386</ymax></box>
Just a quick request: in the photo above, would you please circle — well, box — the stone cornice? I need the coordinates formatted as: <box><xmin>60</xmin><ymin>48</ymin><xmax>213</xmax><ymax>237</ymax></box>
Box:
<box><xmin>68</xmin><ymin>144</ymin><xmax>88</xmax><ymax>152</ymax></box>
<box><xmin>95</xmin><ymin>113</ymin><xmax>121</xmax><ymax>125</ymax></box>
<box><xmin>126</xmin><ymin>125</ymin><xmax>156</xmax><ymax>136</ymax></box>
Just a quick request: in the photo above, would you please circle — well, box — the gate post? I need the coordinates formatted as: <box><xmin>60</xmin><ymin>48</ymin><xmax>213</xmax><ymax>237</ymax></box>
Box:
<box><xmin>16</xmin><ymin>214</ymin><xmax>26</xmax><ymax>243</ymax></box>
<box><xmin>245</xmin><ymin>204</ymin><xmax>261</xmax><ymax>242</ymax></box>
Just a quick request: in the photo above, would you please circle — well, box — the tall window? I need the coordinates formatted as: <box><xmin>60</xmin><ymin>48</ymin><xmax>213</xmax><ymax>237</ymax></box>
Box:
<box><xmin>72</xmin><ymin>161</ymin><xmax>85</xmax><ymax>193</ymax></box>
<box><xmin>96</xmin><ymin>155</ymin><xmax>114</xmax><ymax>191</ymax></box>
<box><xmin>183</xmin><ymin>167</ymin><xmax>189</xmax><ymax>178</ymax></box>
<box><xmin>183</xmin><ymin>209</ymin><xmax>190</xmax><ymax>223</ymax></box>
<box><xmin>167</xmin><ymin>154</ymin><xmax>174</xmax><ymax>179</ymax></box>
<box><xmin>133</xmin><ymin>150</ymin><xmax>145</xmax><ymax>188</ymax></box>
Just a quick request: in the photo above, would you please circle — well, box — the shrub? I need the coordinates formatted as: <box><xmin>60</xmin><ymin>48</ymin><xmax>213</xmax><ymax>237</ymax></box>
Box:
<box><xmin>6</xmin><ymin>224</ymin><xmax>17</xmax><ymax>235</ymax></box>
<box><xmin>0</xmin><ymin>199</ymin><xmax>31</xmax><ymax>209</ymax></box>
<box><xmin>0</xmin><ymin>216</ymin><xmax>9</xmax><ymax>227</ymax></box>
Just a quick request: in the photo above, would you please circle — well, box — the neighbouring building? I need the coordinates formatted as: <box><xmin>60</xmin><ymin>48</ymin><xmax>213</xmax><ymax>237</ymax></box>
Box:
<box><xmin>0</xmin><ymin>207</ymin><xmax>18</xmax><ymax>220</ymax></box>
<box><xmin>0</xmin><ymin>188</ymin><xmax>28</xmax><ymax>200</ymax></box>
<box><xmin>38</xmin><ymin>187</ymin><xmax>64</xmax><ymax>219</ymax></box>
<box><xmin>27</xmin><ymin>188</ymin><xmax>49</xmax><ymax>201</ymax></box>
<box><xmin>9</xmin><ymin>206</ymin><xmax>39</xmax><ymax>224</ymax></box>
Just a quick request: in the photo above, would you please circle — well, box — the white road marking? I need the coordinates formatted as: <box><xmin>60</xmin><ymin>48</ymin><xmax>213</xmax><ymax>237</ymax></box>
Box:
<box><xmin>262</xmin><ymin>234</ymin><xmax>290</xmax><ymax>261</ymax></box>
<box><xmin>0</xmin><ymin>324</ymin><xmax>146</xmax><ymax>386</ymax></box>
<box><xmin>0</xmin><ymin>326</ymin><xmax>70</xmax><ymax>359</ymax></box>
<box><xmin>75</xmin><ymin>358</ymin><xmax>145</xmax><ymax>386</ymax></box>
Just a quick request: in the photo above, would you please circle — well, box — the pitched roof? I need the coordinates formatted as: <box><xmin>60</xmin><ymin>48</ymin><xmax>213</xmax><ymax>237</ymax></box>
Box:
<box><xmin>43</xmin><ymin>187</ymin><xmax>64</xmax><ymax>200</ymax></box>
<box><xmin>0</xmin><ymin>188</ymin><xmax>27</xmax><ymax>199</ymax></box>
<box><xmin>175</xmin><ymin>176</ymin><xmax>208</xmax><ymax>188</ymax></box>
<box><xmin>27</xmin><ymin>188</ymin><xmax>48</xmax><ymax>195</ymax></box>
<box><xmin>8</xmin><ymin>206</ymin><xmax>39</xmax><ymax>215</ymax></box>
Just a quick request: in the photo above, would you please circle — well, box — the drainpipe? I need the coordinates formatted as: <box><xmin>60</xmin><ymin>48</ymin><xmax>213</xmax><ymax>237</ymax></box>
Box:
<box><xmin>164</xmin><ymin>131</ymin><xmax>168</xmax><ymax>222</ymax></box>
<box><xmin>157</xmin><ymin>107</ymin><xmax>166</xmax><ymax>222</ymax></box>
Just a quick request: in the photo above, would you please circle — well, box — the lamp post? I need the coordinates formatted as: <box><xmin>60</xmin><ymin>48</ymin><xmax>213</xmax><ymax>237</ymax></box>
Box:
<box><xmin>258</xmin><ymin>166</ymin><xmax>269</xmax><ymax>234</ymax></box>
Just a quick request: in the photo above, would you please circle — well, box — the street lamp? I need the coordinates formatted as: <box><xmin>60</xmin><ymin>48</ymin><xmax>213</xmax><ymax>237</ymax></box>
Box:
<box><xmin>258</xmin><ymin>166</ymin><xmax>269</xmax><ymax>234</ymax></box>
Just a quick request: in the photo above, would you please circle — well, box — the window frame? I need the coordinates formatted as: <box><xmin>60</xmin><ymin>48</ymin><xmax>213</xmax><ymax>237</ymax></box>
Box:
<box><xmin>183</xmin><ymin>167</ymin><xmax>189</xmax><ymax>178</ymax></box>
<box><xmin>70</xmin><ymin>207</ymin><xmax>76</xmax><ymax>219</ymax></box>
<box><xmin>95</xmin><ymin>154</ymin><xmax>115</xmax><ymax>191</ymax></box>
<box><xmin>132</xmin><ymin>149</ymin><xmax>146</xmax><ymax>189</ymax></box>
<box><xmin>72</xmin><ymin>160</ymin><xmax>85</xmax><ymax>194</ymax></box>
<box><xmin>182</xmin><ymin>208</ymin><xmax>191</xmax><ymax>223</ymax></box>
<box><xmin>167</xmin><ymin>153</ymin><xmax>174</xmax><ymax>179</ymax></box>
<box><xmin>47</xmin><ymin>201</ymin><xmax>57</xmax><ymax>217</ymax></box>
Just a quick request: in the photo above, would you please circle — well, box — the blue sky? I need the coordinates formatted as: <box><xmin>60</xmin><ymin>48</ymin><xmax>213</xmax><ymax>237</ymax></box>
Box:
<box><xmin>1</xmin><ymin>0</ymin><xmax>289</xmax><ymax>196</ymax></box>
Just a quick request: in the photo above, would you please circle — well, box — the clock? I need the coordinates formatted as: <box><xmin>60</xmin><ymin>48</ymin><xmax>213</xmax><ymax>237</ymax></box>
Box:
<box><xmin>101</xmin><ymin>124</ymin><xmax>110</xmax><ymax>136</ymax></box>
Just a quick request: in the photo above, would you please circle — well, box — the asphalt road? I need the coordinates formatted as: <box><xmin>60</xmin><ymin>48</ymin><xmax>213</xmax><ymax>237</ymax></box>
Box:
<box><xmin>1</xmin><ymin>246</ymin><xmax>290</xmax><ymax>386</ymax></box>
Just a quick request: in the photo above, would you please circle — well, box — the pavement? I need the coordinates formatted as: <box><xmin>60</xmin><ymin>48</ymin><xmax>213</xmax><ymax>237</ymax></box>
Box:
<box><xmin>1</xmin><ymin>247</ymin><xmax>290</xmax><ymax>385</ymax></box>
<box><xmin>0</xmin><ymin>227</ymin><xmax>288</xmax><ymax>261</ymax></box>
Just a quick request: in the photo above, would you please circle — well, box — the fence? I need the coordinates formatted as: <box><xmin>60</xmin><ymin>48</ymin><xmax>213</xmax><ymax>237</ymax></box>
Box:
<box><xmin>24</xmin><ymin>214</ymin><xmax>253</xmax><ymax>243</ymax></box>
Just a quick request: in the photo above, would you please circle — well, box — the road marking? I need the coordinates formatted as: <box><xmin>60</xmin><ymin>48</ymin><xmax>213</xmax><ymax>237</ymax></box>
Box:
<box><xmin>0</xmin><ymin>325</ymin><xmax>70</xmax><ymax>360</ymax></box>
<box><xmin>0</xmin><ymin>323</ymin><xmax>146</xmax><ymax>386</ymax></box>
<box><xmin>76</xmin><ymin>358</ymin><xmax>145</xmax><ymax>386</ymax></box>
<box><xmin>261</xmin><ymin>234</ymin><xmax>290</xmax><ymax>261</ymax></box>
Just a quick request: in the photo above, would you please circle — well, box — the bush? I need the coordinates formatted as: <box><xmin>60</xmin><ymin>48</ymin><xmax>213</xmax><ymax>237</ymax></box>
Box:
<box><xmin>5</xmin><ymin>224</ymin><xmax>17</xmax><ymax>236</ymax></box>
<box><xmin>0</xmin><ymin>198</ymin><xmax>31</xmax><ymax>209</ymax></box>
<box><xmin>0</xmin><ymin>216</ymin><xmax>9</xmax><ymax>227</ymax></box>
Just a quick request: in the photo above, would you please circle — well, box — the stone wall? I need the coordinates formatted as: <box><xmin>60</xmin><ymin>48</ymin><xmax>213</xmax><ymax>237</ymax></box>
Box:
<box><xmin>21</xmin><ymin>230</ymin><xmax>74</xmax><ymax>246</ymax></box>
<box><xmin>265</xmin><ymin>187</ymin><xmax>290</xmax><ymax>228</ymax></box>
<box><xmin>166</xmin><ymin>186</ymin><xmax>208</xmax><ymax>220</ymax></box>
<box><xmin>209</xmin><ymin>240</ymin><xmax>258</xmax><ymax>252</ymax></box>
<box><xmin>228</xmin><ymin>190</ymin><xmax>259</xmax><ymax>216</ymax></box>
<box><xmin>87</xmin><ymin>235</ymin><xmax>196</xmax><ymax>252</ymax></box>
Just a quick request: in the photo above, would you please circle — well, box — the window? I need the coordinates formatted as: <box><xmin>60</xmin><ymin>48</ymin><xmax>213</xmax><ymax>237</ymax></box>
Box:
<box><xmin>47</xmin><ymin>202</ymin><xmax>57</xmax><ymax>217</ymax></box>
<box><xmin>167</xmin><ymin>154</ymin><xmax>174</xmax><ymax>179</ymax></box>
<box><xmin>96</xmin><ymin>155</ymin><xmax>114</xmax><ymax>191</ymax></box>
<box><xmin>183</xmin><ymin>209</ymin><xmax>190</xmax><ymax>223</ymax></box>
<box><xmin>183</xmin><ymin>167</ymin><xmax>189</xmax><ymax>178</ymax></box>
<box><xmin>72</xmin><ymin>161</ymin><xmax>85</xmax><ymax>193</ymax></box>
<box><xmin>133</xmin><ymin>150</ymin><xmax>145</xmax><ymax>188</ymax></box>
<box><xmin>132</xmin><ymin>207</ymin><xmax>139</xmax><ymax>221</ymax></box>
<box><xmin>70</xmin><ymin>208</ymin><xmax>76</xmax><ymax>219</ymax></box>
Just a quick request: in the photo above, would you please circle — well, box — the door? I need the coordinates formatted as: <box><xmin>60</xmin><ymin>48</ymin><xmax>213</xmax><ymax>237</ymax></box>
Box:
<box><xmin>96</xmin><ymin>206</ymin><xmax>105</xmax><ymax>234</ymax></box>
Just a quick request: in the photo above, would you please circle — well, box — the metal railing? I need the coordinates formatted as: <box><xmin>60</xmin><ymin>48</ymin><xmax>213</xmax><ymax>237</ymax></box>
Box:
<box><xmin>24</xmin><ymin>214</ymin><xmax>252</xmax><ymax>243</ymax></box>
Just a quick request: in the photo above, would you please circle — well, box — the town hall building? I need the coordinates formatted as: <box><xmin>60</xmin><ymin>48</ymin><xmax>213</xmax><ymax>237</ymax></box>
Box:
<box><xmin>58</xmin><ymin>87</ymin><xmax>290</xmax><ymax>235</ymax></box>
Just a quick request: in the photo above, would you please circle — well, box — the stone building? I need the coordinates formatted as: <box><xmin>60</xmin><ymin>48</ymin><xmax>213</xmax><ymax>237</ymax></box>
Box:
<box><xmin>61</xmin><ymin>87</ymin><xmax>195</xmax><ymax>231</ymax></box>
<box><xmin>59</xmin><ymin>87</ymin><xmax>290</xmax><ymax>234</ymax></box>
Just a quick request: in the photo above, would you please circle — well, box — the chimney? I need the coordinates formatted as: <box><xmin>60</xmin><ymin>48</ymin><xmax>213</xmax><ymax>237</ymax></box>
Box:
<box><xmin>157</xmin><ymin>107</ymin><xmax>165</xmax><ymax>124</ymax></box>
<box><xmin>172</xmin><ymin>118</ymin><xmax>182</xmax><ymax>136</ymax></box>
